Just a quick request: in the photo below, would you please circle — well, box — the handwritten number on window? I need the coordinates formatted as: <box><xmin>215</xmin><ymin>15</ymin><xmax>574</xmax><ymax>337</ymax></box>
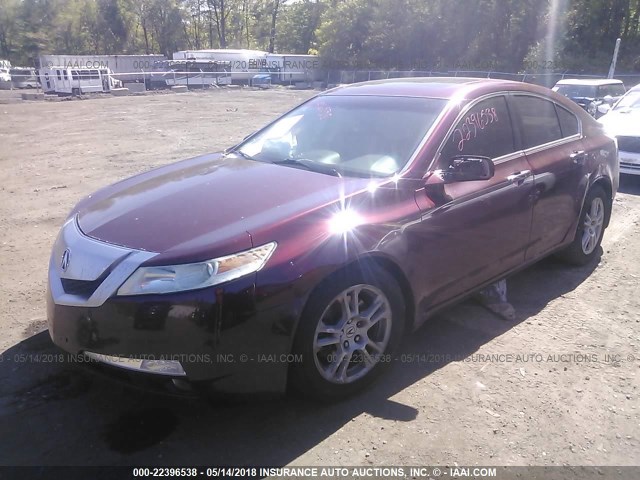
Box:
<box><xmin>452</xmin><ymin>107</ymin><xmax>498</xmax><ymax>152</ymax></box>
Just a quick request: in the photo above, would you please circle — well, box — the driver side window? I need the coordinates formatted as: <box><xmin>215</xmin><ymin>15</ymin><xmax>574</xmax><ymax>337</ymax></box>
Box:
<box><xmin>440</xmin><ymin>95</ymin><xmax>515</xmax><ymax>167</ymax></box>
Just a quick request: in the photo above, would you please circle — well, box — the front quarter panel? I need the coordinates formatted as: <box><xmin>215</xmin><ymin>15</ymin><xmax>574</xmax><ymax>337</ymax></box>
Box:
<box><xmin>251</xmin><ymin>181</ymin><xmax>425</xmax><ymax>346</ymax></box>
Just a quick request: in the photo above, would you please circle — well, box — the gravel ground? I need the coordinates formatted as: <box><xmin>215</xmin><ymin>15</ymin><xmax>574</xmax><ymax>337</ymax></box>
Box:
<box><xmin>0</xmin><ymin>88</ymin><xmax>638</xmax><ymax>469</ymax></box>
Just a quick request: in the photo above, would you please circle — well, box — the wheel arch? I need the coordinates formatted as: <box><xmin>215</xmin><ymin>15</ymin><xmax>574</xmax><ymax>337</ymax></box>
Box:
<box><xmin>366</xmin><ymin>254</ymin><xmax>416</xmax><ymax>331</ymax></box>
<box><xmin>286</xmin><ymin>253</ymin><xmax>415</xmax><ymax>398</ymax></box>
<box><xmin>292</xmin><ymin>253</ymin><xmax>416</xmax><ymax>342</ymax></box>
<box><xmin>590</xmin><ymin>176</ymin><xmax>613</xmax><ymax>228</ymax></box>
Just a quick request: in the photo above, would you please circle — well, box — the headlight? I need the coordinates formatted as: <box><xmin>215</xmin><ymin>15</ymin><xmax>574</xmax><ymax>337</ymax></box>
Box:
<box><xmin>117</xmin><ymin>242</ymin><xmax>277</xmax><ymax>296</ymax></box>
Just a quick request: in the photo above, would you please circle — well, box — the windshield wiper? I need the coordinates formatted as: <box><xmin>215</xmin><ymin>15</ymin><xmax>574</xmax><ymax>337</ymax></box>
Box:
<box><xmin>273</xmin><ymin>158</ymin><xmax>342</xmax><ymax>178</ymax></box>
<box><xmin>226</xmin><ymin>149</ymin><xmax>256</xmax><ymax>162</ymax></box>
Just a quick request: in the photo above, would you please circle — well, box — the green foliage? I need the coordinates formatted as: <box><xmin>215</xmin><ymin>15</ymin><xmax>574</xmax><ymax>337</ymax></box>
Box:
<box><xmin>276</xmin><ymin>0</ymin><xmax>325</xmax><ymax>54</ymax></box>
<box><xmin>0</xmin><ymin>0</ymin><xmax>24</xmax><ymax>60</ymax></box>
<box><xmin>1</xmin><ymin>0</ymin><xmax>639</xmax><ymax>74</ymax></box>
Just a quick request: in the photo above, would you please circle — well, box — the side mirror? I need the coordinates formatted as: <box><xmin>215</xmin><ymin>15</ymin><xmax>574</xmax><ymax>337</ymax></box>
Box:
<box><xmin>436</xmin><ymin>155</ymin><xmax>495</xmax><ymax>183</ymax></box>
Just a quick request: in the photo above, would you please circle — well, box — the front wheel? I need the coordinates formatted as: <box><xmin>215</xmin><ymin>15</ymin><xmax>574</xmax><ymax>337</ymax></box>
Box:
<box><xmin>557</xmin><ymin>185</ymin><xmax>608</xmax><ymax>265</ymax></box>
<box><xmin>289</xmin><ymin>266</ymin><xmax>405</xmax><ymax>400</ymax></box>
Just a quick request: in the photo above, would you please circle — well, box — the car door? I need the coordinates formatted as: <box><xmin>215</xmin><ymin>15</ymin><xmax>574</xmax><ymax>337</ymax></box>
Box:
<box><xmin>410</xmin><ymin>94</ymin><xmax>535</xmax><ymax>309</ymax></box>
<box><xmin>507</xmin><ymin>94</ymin><xmax>587</xmax><ymax>260</ymax></box>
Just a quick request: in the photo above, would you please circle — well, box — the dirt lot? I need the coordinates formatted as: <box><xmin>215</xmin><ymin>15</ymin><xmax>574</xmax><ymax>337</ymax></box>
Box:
<box><xmin>0</xmin><ymin>88</ymin><xmax>639</xmax><ymax>469</ymax></box>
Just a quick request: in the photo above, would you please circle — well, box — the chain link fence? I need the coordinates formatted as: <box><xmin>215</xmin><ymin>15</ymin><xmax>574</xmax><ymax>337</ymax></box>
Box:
<box><xmin>324</xmin><ymin>70</ymin><xmax>640</xmax><ymax>88</ymax></box>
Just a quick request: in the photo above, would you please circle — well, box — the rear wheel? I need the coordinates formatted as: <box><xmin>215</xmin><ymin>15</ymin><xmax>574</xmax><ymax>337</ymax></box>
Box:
<box><xmin>557</xmin><ymin>185</ymin><xmax>608</xmax><ymax>265</ymax></box>
<box><xmin>289</xmin><ymin>266</ymin><xmax>405</xmax><ymax>400</ymax></box>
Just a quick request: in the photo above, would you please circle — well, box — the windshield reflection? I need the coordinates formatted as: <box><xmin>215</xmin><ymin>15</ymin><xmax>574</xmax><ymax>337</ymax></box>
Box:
<box><xmin>236</xmin><ymin>95</ymin><xmax>447</xmax><ymax>178</ymax></box>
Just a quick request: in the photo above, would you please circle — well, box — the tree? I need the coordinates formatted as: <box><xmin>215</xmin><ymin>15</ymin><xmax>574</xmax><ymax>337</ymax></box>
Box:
<box><xmin>0</xmin><ymin>0</ymin><xmax>21</xmax><ymax>61</ymax></box>
<box><xmin>207</xmin><ymin>0</ymin><xmax>232</xmax><ymax>48</ymax></box>
<box><xmin>316</xmin><ymin>0</ymin><xmax>376</xmax><ymax>68</ymax></box>
<box><xmin>267</xmin><ymin>0</ymin><xmax>281</xmax><ymax>52</ymax></box>
<box><xmin>2</xmin><ymin>0</ymin><xmax>640</xmax><ymax>74</ymax></box>
<box><xmin>276</xmin><ymin>0</ymin><xmax>325</xmax><ymax>54</ymax></box>
<box><xmin>147</xmin><ymin>0</ymin><xmax>188</xmax><ymax>56</ymax></box>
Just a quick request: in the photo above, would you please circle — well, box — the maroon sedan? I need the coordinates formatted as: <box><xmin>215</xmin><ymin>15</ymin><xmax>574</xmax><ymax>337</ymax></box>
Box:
<box><xmin>47</xmin><ymin>78</ymin><xmax>618</xmax><ymax>399</ymax></box>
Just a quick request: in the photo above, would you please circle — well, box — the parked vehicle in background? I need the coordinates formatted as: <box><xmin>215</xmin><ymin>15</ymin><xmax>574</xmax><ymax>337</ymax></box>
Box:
<box><xmin>149</xmin><ymin>60</ymin><xmax>231</xmax><ymax>89</ymax></box>
<box><xmin>10</xmin><ymin>67</ymin><xmax>39</xmax><ymax>88</ymax></box>
<box><xmin>47</xmin><ymin>78</ymin><xmax>618</xmax><ymax>400</ymax></box>
<box><xmin>599</xmin><ymin>84</ymin><xmax>640</xmax><ymax>176</ymax></box>
<box><xmin>39</xmin><ymin>66</ymin><xmax>121</xmax><ymax>95</ymax></box>
<box><xmin>264</xmin><ymin>53</ymin><xmax>322</xmax><ymax>84</ymax></box>
<box><xmin>173</xmin><ymin>49</ymin><xmax>268</xmax><ymax>83</ymax></box>
<box><xmin>553</xmin><ymin>78</ymin><xmax>626</xmax><ymax>118</ymax></box>
<box><xmin>171</xmin><ymin>49</ymin><xmax>321</xmax><ymax>85</ymax></box>
<box><xmin>39</xmin><ymin>54</ymin><xmax>166</xmax><ymax>84</ymax></box>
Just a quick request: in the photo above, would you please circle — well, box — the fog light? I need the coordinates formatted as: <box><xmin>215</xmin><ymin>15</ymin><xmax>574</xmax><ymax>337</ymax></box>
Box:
<box><xmin>84</xmin><ymin>352</ymin><xmax>186</xmax><ymax>377</ymax></box>
<box><xmin>140</xmin><ymin>359</ymin><xmax>186</xmax><ymax>376</ymax></box>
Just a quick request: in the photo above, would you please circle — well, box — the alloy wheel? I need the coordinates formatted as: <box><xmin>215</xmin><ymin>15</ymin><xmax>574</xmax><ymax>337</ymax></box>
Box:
<box><xmin>312</xmin><ymin>284</ymin><xmax>392</xmax><ymax>384</ymax></box>
<box><xmin>581</xmin><ymin>196</ymin><xmax>605</xmax><ymax>255</ymax></box>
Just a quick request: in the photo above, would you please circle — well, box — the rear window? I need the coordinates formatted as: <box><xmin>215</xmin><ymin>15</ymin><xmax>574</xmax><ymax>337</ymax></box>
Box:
<box><xmin>555</xmin><ymin>105</ymin><xmax>579</xmax><ymax>138</ymax></box>
<box><xmin>598</xmin><ymin>84</ymin><xmax>626</xmax><ymax>97</ymax></box>
<box><xmin>555</xmin><ymin>84</ymin><xmax>597</xmax><ymax>98</ymax></box>
<box><xmin>510</xmin><ymin>95</ymin><xmax>562</xmax><ymax>149</ymax></box>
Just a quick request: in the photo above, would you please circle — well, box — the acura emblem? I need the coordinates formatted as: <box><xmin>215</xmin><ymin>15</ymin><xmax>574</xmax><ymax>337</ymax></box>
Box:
<box><xmin>61</xmin><ymin>249</ymin><xmax>71</xmax><ymax>272</ymax></box>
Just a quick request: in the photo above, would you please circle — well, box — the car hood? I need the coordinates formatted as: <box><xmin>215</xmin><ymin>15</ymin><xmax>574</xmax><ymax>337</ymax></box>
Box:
<box><xmin>76</xmin><ymin>153</ymin><xmax>370</xmax><ymax>263</ymax></box>
<box><xmin>599</xmin><ymin>108</ymin><xmax>640</xmax><ymax>136</ymax></box>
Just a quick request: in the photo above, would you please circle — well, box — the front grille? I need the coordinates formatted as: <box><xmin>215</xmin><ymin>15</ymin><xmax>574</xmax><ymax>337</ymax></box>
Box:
<box><xmin>620</xmin><ymin>161</ymin><xmax>640</xmax><ymax>171</ymax></box>
<box><xmin>61</xmin><ymin>278</ymin><xmax>104</xmax><ymax>298</ymax></box>
<box><xmin>617</xmin><ymin>136</ymin><xmax>640</xmax><ymax>153</ymax></box>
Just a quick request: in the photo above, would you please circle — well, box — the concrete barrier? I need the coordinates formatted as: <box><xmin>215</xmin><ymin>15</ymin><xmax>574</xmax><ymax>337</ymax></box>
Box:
<box><xmin>124</xmin><ymin>82</ymin><xmax>146</xmax><ymax>93</ymax></box>
<box><xmin>21</xmin><ymin>92</ymin><xmax>44</xmax><ymax>101</ymax></box>
<box><xmin>111</xmin><ymin>88</ymin><xmax>130</xmax><ymax>97</ymax></box>
<box><xmin>171</xmin><ymin>85</ymin><xmax>188</xmax><ymax>93</ymax></box>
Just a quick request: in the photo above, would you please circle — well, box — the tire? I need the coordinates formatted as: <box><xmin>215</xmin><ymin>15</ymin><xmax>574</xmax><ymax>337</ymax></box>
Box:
<box><xmin>289</xmin><ymin>265</ymin><xmax>405</xmax><ymax>401</ymax></box>
<box><xmin>557</xmin><ymin>185</ymin><xmax>608</xmax><ymax>266</ymax></box>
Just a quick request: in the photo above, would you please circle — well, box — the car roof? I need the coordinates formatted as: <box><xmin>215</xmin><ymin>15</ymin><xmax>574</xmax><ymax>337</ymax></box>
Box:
<box><xmin>323</xmin><ymin>77</ymin><xmax>540</xmax><ymax>99</ymax></box>
<box><xmin>554</xmin><ymin>78</ymin><xmax>624</xmax><ymax>86</ymax></box>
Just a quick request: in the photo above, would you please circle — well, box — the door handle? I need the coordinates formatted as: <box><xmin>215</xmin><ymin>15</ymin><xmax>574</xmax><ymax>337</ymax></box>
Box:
<box><xmin>507</xmin><ymin>170</ymin><xmax>532</xmax><ymax>185</ymax></box>
<box><xmin>570</xmin><ymin>150</ymin><xmax>586</xmax><ymax>165</ymax></box>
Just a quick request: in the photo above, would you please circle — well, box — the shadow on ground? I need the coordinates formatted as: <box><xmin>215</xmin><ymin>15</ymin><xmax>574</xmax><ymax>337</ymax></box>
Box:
<box><xmin>0</xmin><ymin>256</ymin><xmax>599</xmax><ymax>466</ymax></box>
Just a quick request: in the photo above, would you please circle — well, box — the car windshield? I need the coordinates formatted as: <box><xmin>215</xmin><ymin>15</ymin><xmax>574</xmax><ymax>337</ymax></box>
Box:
<box><xmin>235</xmin><ymin>95</ymin><xmax>447</xmax><ymax>178</ymax></box>
<box><xmin>613</xmin><ymin>91</ymin><xmax>640</xmax><ymax>111</ymax></box>
<box><xmin>555</xmin><ymin>84</ymin><xmax>598</xmax><ymax>98</ymax></box>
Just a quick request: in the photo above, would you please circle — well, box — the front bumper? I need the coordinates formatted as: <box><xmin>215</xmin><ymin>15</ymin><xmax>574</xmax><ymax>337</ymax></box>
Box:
<box><xmin>47</xmin><ymin>219</ymin><xmax>301</xmax><ymax>393</ymax></box>
<box><xmin>619</xmin><ymin>150</ymin><xmax>640</xmax><ymax>176</ymax></box>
